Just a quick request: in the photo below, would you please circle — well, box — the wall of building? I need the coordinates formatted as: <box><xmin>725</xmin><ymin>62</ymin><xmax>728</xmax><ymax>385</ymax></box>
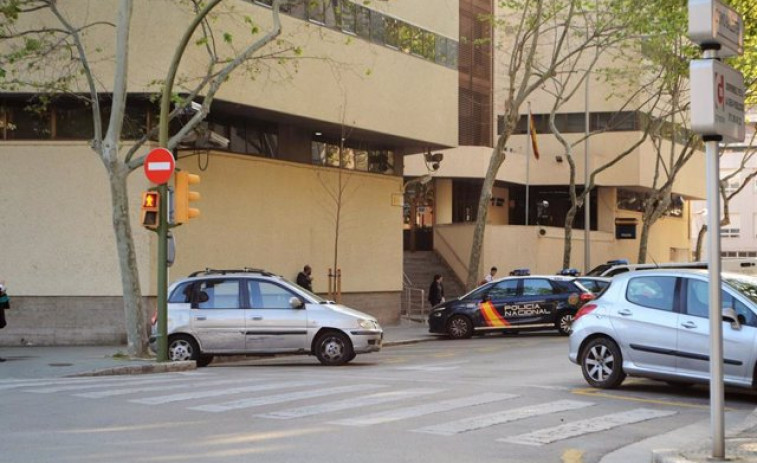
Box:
<box><xmin>0</xmin><ymin>144</ymin><xmax>403</xmax><ymax>345</ymax></box>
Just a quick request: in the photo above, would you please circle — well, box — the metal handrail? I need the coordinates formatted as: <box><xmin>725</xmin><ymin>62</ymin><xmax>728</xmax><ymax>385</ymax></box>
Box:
<box><xmin>401</xmin><ymin>286</ymin><xmax>427</xmax><ymax>323</ymax></box>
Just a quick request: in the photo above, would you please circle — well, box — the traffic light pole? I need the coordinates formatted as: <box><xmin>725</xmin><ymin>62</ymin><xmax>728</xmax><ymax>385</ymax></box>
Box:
<box><xmin>156</xmin><ymin>181</ymin><xmax>169</xmax><ymax>362</ymax></box>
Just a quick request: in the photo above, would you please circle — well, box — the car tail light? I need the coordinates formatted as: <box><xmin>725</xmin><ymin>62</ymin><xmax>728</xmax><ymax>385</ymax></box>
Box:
<box><xmin>150</xmin><ymin>311</ymin><xmax>158</xmax><ymax>326</ymax></box>
<box><xmin>574</xmin><ymin>303</ymin><xmax>597</xmax><ymax>322</ymax></box>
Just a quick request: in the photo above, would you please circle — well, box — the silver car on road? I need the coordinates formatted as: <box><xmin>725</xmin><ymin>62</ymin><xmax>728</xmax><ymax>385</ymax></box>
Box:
<box><xmin>150</xmin><ymin>268</ymin><xmax>383</xmax><ymax>367</ymax></box>
<box><xmin>569</xmin><ymin>269</ymin><xmax>757</xmax><ymax>389</ymax></box>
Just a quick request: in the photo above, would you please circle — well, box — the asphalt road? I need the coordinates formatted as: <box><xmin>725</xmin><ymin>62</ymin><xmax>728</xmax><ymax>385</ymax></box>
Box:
<box><xmin>2</xmin><ymin>333</ymin><xmax>755</xmax><ymax>463</ymax></box>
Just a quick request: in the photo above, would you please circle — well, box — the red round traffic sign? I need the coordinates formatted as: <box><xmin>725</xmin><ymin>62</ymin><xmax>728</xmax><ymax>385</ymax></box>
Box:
<box><xmin>144</xmin><ymin>148</ymin><xmax>175</xmax><ymax>184</ymax></box>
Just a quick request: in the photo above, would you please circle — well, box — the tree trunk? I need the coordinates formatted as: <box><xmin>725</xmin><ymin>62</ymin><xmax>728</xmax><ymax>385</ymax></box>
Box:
<box><xmin>466</xmin><ymin>148</ymin><xmax>506</xmax><ymax>290</ymax></box>
<box><xmin>694</xmin><ymin>225</ymin><xmax>707</xmax><ymax>261</ymax></box>
<box><xmin>108</xmin><ymin>162</ymin><xmax>148</xmax><ymax>357</ymax></box>
<box><xmin>563</xmin><ymin>204</ymin><xmax>578</xmax><ymax>269</ymax></box>
<box><xmin>637</xmin><ymin>218</ymin><xmax>652</xmax><ymax>264</ymax></box>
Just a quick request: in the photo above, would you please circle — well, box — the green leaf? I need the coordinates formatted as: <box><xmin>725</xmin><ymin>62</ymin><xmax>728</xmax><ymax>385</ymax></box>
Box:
<box><xmin>223</xmin><ymin>32</ymin><xmax>232</xmax><ymax>43</ymax></box>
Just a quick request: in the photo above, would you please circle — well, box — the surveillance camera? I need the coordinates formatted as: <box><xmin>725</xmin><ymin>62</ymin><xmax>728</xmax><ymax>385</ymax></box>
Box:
<box><xmin>432</xmin><ymin>153</ymin><xmax>444</xmax><ymax>163</ymax></box>
<box><xmin>208</xmin><ymin>130</ymin><xmax>230</xmax><ymax>147</ymax></box>
<box><xmin>190</xmin><ymin>101</ymin><xmax>202</xmax><ymax>112</ymax></box>
<box><xmin>431</xmin><ymin>162</ymin><xmax>440</xmax><ymax>171</ymax></box>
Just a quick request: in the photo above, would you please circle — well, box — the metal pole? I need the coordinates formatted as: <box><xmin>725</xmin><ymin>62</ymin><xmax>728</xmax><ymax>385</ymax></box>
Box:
<box><xmin>156</xmin><ymin>182</ymin><xmax>168</xmax><ymax>362</ymax></box>
<box><xmin>702</xmin><ymin>44</ymin><xmax>724</xmax><ymax>459</ymax></box>
<box><xmin>706</xmin><ymin>136</ymin><xmax>724</xmax><ymax>458</ymax></box>
<box><xmin>526</xmin><ymin>102</ymin><xmax>531</xmax><ymax>225</ymax></box>
<box><xmin>584</xmin><ymin>75</ymin><xmax>591</xmax><ymax>274</ymax></box>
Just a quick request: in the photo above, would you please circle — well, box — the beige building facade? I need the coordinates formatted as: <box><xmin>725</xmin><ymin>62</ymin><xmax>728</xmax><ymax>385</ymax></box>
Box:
<box><xmin>403</xmin><ymin>0</ymin><xmax>705</xmax><ymax>285</ymax></box>
<box><xmin>0</xmin><ymin>0</ymin><xmax>459</xmax><ymax>345</ymax></box>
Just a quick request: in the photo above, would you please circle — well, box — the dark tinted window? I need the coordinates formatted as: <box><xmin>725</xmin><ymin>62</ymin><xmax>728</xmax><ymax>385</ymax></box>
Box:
<box><xmin>522</xmin><ymin>279</ymin><xmax>556</xmax><ymax>296</ymax></box>
<box><xmin>488</xmin><ymin>280</ymin><xmax>519</xmax><ymax>299</ymax></box>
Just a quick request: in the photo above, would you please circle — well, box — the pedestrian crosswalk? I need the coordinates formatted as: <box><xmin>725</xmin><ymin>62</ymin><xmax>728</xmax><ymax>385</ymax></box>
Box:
<box><xmin>0</xmin><ymin>373</ymin><xmax>681</xmax><ymax>446</ymax></box>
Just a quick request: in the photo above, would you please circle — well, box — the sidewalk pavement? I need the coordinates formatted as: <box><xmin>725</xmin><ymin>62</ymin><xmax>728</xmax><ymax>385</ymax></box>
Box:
<box><xmin>0</xmin><ymin>319</ymin><xmax>438</xmax><ymax>379</ymax></box>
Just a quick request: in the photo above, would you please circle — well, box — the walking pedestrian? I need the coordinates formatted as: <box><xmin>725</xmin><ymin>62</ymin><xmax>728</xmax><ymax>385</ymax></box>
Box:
<box><xmin>428</xmin><ymin>274</ymin><xmax>444</xmax><ymax>307</ymax></box>
<box><xmin>296</xmin><ymin>265</ymin><xmax>313</xmax><ymax>292</ymax></box>
<box><xmin>0</xmin><ymin>281</ymin><xmax>9</xmax><ymax>363</ymax></box>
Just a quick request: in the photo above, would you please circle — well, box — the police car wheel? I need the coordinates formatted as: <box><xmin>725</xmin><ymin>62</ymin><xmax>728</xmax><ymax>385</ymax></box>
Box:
<box><xmin>580</xmin><ymin>337</ymin><xmax>626</xmax><ymax>389</ymax></box>
<box><xmin>447</xmin><ymin>315</ymin><xmax>473</xmax><ymax>339</ymax></box>
<box><xmin>556</xmin><ymin>312</ymin><xmax>574</xmax><ymax>336</ymax></box>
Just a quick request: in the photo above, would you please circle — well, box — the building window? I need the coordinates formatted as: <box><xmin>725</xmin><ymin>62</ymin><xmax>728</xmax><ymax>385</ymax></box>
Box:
<box><xmin>254</xmin><ymin>0</ymin><xmax>458</xmax><ymax>69</ymax></box>
<box><xmin>722</xmin><ymin>170</ymin><xmax>741</xmax><ymax>195</ymax></box>
<box><xmin>721</xmin><ymin>213</ymin><xmax>740</xmax><ymax>238</ymax></box>
<box><xmin>311</xmin><ymin>141</ymin><xmax>394</xmax><ymax>175</ymax></box>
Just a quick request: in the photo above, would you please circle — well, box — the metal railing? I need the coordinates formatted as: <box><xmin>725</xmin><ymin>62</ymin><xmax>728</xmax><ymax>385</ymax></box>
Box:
<box><xmin>401</xmin><ymin>284</ymin><xmax>427</xmax><ymax>323</ymax></box>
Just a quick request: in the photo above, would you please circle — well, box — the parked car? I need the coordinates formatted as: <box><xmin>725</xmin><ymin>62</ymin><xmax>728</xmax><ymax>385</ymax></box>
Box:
<box><xmin>569</xmin><ymin>269</ymin><xmax>757</xmax><ymax>390</ymax></box>
<box><xmin>150</xmin><ymin>268</ymin><xmax>383</xmax><ymax>367</ymax></box>
<box><xmin>428</xmin><ymin>274</ymin><xmax>594</xmax><ymax>339</ymax></box>
<box><xmin>573</xmin><ymin>276</ymin><xmax>612</xmax><ymax>295</ymax></box>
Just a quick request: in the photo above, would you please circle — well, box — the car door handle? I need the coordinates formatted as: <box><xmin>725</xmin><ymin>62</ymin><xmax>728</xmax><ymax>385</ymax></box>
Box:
<box><xmin>250</xmin><ymin>316</ymin><xmax>263</xmax><ymax>321</ymax></box>
<box><xmin>617</xmin><ymin>309</ymin><xmax>633</xmax><ymax>316</ymax></box>
<box><xmin>681</xmin><ymin>321</ymin><xmax>697</xmax><ymax>329</ymax></box>
<box><xmin>194</xmin><ymin>316</ymin><xmax>207</xmax><ymax>321</ymax></box>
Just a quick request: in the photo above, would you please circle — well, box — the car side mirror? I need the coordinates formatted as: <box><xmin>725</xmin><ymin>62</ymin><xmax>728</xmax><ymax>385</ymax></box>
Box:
<box><xmin>290</xmin><ymin>297</ymin><xmax>305</xmax><ymax>309</ymax></box>
<box><xmin>722</xmin><ymin>307</ymin><xmax>742</xmax><ymax>331</ymax></box>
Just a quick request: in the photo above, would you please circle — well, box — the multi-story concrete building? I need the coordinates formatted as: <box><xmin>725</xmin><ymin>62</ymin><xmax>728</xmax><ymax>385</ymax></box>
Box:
<box><xmin>691</xmin><ymin>112</ymin><xmax>757</xmax><ymax>260</ymax></box>
<box><xmin>0</xmin><ymin>0</ymin><xmax>459</xmax><ymax>344</ymax></box>
<box><xmin>404</xmin><ymin>0</ymin><xmax>705</xmax><ymax>282</ymax></box>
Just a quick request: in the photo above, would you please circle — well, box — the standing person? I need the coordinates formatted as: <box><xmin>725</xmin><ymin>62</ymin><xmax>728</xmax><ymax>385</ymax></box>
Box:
<box><xmin>428</xmin><ymin>274</ymin><xmax>444</xmax><ymax>307</ymax></box>
<box><xmin>0</xmin><ymin>281</ymin><xmax>9</xmax><ymax>363</ymax></box>
<box><xmin>296</xmin><ymin>265</ymin><xmax>313</xmax><ymax>292</ymax></box>
<box><xmin>484</xmin><ymin>266</ymin><xmax>498</xmax><ymax>283</ymax></box>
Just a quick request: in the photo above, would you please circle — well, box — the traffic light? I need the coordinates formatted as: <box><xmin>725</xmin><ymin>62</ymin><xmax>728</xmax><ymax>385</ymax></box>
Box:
<box><xmin>140</xmin><ymin>191</ymin><xmax>160</xmax><ymax>230</ymax></box>
<box><xmin>174</xmin><ymin>171</ymin><xmax>201</xmax><ymax>224</ymax></box>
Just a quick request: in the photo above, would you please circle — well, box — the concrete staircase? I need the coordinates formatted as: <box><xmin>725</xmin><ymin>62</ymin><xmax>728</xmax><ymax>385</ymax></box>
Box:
<box><xmin>402</xmin><ymin>251</ymin><xmax>466</xmax><ymax>303</ymax></box>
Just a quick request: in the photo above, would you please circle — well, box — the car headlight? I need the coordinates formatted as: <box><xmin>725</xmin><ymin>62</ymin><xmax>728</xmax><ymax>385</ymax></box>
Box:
<box><xmin>359</xmin><ymin>319</ymin><xmax>377</xmax><ymax>329</ymax></box>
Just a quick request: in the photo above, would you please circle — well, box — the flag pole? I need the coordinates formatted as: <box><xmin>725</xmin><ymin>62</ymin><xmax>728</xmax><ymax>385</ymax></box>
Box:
<box><xmin>525</xmin><ymin>102</ymin><xmax>531</xmax><ymax>226</ymax></box>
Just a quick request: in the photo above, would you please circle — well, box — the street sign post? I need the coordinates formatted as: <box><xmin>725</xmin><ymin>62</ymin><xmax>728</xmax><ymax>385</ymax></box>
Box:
<box><xmin>690</xmin><ymin>59</ymin><xmax>746</xmax><ymax>144</ymax></box>
<box><xmin>688</xmin><ymin>1</ymin><xmax>744</xmax><ymax>458</ymax></box>
<box><xmin>143</xmin><ymin>148</ymin><xmax>176</xmax><ymax>185</ymax></box>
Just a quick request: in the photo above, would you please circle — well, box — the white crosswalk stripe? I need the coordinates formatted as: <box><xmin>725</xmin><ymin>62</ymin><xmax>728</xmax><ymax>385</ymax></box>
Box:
<box><xmin>258</xmin><ymin>388</ymin><xmax>443</xmax><ymax>420</ymax></box>
<box><xmin>26</xmin><ymin>377</ymin><xmax>180</xmax><ymax>393</ymax></box>
<box><xmin>74</xmin><ymin>379</ymin><xmax>247</xmax><ymax>398</ymax></box>
<box><xmin>498</xmin><ymin>408</ymin><xmax>677</xmax><ymax>446</ymax></box>
<box><xmin>330</xmin><ymin>392</ymin><xmax>518</xmax><ymax>427</ymax></box>
<box><xmin>130</xmin><ymin>380</ymin><xmax>323</xmax><ymax>405</ymax></box>
<box><xmin>414</xmin><ymin>399</ymin><xmax>595</xmax><ymax>436</ymax></box>
<box><xmin>189</xmin><ymin>384</ymin><xmax>387</xmax><ymax>412</ymax></box>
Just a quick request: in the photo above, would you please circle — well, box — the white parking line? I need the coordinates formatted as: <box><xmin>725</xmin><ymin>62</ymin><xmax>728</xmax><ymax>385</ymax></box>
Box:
<box><xmin>130</xmin><ymin>380</ymin><xmax>323</xmax><ymax>405</ymax></box>
<box><xmin>190</xmin><ymin>384</ymin><xmax>386</xmax><ymax>412</ymax></box>
<box><xmin>414</xmin><ymin>400</ymin><xmax>595</xmax><ymax>436</ymax></box>
<box><xmin>258</xmin><ymin>388</ymin><xmax>443</xmax><ymax>420</ymax></box>
<box><xmin>331</xmin><ymin>392</ymin><xmax>518</xmax><ymax>427</ymax></box>
<box><xmin>499</xmin><ymin>408</ymin><xmax>677</xmax><ymax>446</ymax></box>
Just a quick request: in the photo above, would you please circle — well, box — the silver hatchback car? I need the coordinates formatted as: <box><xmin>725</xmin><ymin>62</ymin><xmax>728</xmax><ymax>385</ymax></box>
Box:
<box><xmin>569</xmin><ymin>269</ymin><xmax>757</xmax><ymax>389</ymax></box>
<box><xmin>150</xmin><ymin>268</ymin><xmax>383</xmax><ymax>367</ymax></box>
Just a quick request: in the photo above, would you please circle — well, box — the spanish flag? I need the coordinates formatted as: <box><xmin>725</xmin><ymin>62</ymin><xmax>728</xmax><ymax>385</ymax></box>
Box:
<box><xmin>529</xmin><ymin>113</ymin><xmax>540</xmax><ymax>160</ymax></box>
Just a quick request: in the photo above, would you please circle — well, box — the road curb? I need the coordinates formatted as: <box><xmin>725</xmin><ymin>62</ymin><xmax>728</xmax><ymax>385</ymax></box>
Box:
<box><xmin>67</xmin><ymin>360</ymin><xmax>196</xmax><ymax>377</ymax></box>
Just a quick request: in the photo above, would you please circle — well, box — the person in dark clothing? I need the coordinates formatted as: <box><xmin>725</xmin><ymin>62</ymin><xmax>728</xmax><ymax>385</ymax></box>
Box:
<box><xmin>0</xmin><ymin>281</ymin><xmax>9</xmax><ymax>362</ymax></box>
<box><xmin>428</xmin><ymin>274</ymin><xmax>444</xmax><ymax>307</ymax></box>
<box><xmin>296</xmin><ymin>265</ymin><xmax>313</xmax><ymax>291</ymax></box>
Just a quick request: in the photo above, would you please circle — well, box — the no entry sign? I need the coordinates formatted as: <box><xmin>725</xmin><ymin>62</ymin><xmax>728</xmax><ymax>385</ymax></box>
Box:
<box><xmin>144</xmin><ymin>148</ymin><xmax>175</xmax><ymax>185</ymax></box>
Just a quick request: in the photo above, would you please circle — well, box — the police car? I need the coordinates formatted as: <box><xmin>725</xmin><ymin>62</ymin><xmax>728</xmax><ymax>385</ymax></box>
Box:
<box><xmin>428</xmin><ymin>273</ymin><xmax>594</xmax><ymax>339</ymax></box>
